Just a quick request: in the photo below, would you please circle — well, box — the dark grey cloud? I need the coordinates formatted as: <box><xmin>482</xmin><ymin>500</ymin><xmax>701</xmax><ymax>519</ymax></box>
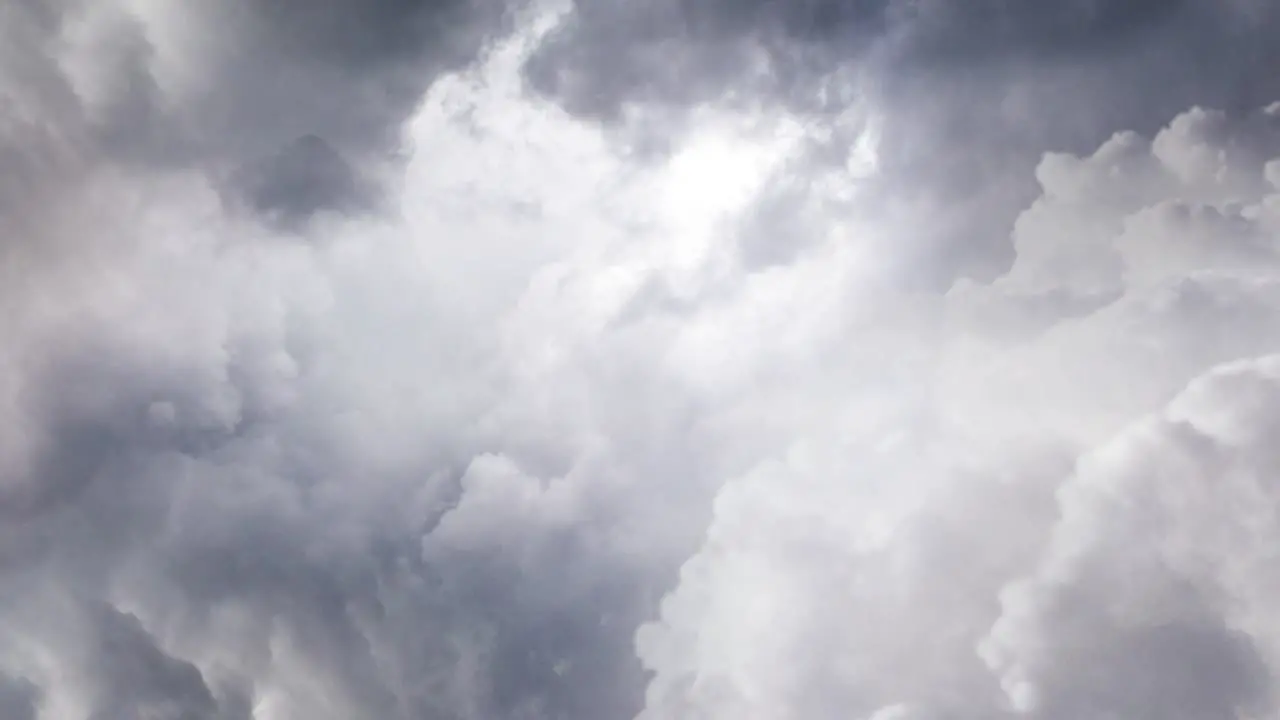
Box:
<box><xmin>525</xmin><ymin>0</ymin><xmax>1193</xmax><ymax>118</ymax></box>
<box><xmin>86</xmin><ymin>604</ymin><xmax>223</xmax><ymax>720</ymax></box>
<box><xmin>181</xmin><ymin>0</ymin><xmax>508</xmax><ymax>146</ymax></box>
<box><xmin>526</xmin><ymin>0</ymin><xmax>1280</xmax><ymax>281</ymax></box>
<box><xmin>180</xmin><ymin>0</ymin><xmax>515</xmax><ymax>218</ymax></box>
<box><xmin>0</xmin><ymin>0</ymin><xmax>516</xmax><ymax>226</ymax></box>
<box><xmin>1036</xmin><ymin>619</ymin><xmax>1269</xmax><ymax>720</ymax></box>
<box><xmin>526</xmin><ymin>0</ymin><xmax>1277</xmax><ymax>130</ymax></box>
<box><xmin>231</xmin><ymin>135</ymin><xmax>376</xmax><ymax>229</ymax></box>
<box><xmin>0</xmin><ymin>673</ymin><xmax>39</xmax><ymax>720</ymax></box>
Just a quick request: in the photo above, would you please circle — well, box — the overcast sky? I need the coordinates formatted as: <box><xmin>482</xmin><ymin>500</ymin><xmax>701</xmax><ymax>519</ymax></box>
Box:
<box><xmin>4</xmin><ymin>1</ymin><xmax>1280</xmax><ymax>719</ymax></box>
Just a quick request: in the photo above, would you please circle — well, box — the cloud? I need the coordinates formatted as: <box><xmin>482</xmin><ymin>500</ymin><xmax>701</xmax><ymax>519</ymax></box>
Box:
<box><xmin>0</xmin><ymin>17</ymin><xmax>783</xmax><ymax>718</ymax></box>
<box><xmin>0</xmin><ymin>673</ymin><xmax>39</xmax><ymax>720</ymax></box>
<box><xmin>232</xmin><ymin>135</ymin><xmax>377</xmax><ymax>228</ymax></box>
<box><xmin>636</xmin><ymin>102</ymin><xmax>1280</xmax><ymax>719</ymax></box>
<box><xmin>525</xmin><ymin>0</ymin><xmax>1197</xmax><ymax>116</ymax></box>
<box><xmin>978</xmin><ymin>355</ymin><xmax>1280</xmax><ymax>719</ymax></box>
<box><xmin>526</xmin><ymin>0</ymin><xmax>1280</xmax><ymax>152</ymax></box>
<box><xmin>5</xmin><ymin>2</ymin><xmax>1280</xmax><ymax>720</ymax></box>
<box><xmin>525</xmin><ymin>0</ymin><xmax>1280</xmax><ymax>280</ymax></box>
<box><xmin>0</xmin><ymin>0</ymin><xmax>516</xmax><ymax>227</ymax></box>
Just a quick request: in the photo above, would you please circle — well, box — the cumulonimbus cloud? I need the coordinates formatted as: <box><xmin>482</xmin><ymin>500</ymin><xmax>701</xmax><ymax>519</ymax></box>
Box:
<box><xmin>4</xmin><ymin>2</ymin><xmax>1280</xmax><ymax>720</ymax></box>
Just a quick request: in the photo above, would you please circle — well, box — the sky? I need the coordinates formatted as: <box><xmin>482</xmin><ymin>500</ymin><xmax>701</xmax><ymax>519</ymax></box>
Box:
<box><xmin>4</xmin><ymin>1</ymin><xmax>1280</xmax><ymax>719</ymax></box>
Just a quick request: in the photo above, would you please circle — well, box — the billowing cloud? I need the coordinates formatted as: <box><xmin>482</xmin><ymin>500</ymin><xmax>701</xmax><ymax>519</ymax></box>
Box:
<box><xmin>527</xmin><ymin>0</ymin><xmax>1280</xmax><ymax>279</ymax></box>
<box><xmin>5</xmin><ymin>2</ymin><xmax>1280</xmax><ymax>720</ymax></box>
<box><xmin>635</xmin><ymin>103</ymin><xmax>1280</xmax><ymax>719</ymax></box>
<box><xmin>979</xmin><ymin>355</ymin><xmax>1280</xmax><ymax>720</ymax></box>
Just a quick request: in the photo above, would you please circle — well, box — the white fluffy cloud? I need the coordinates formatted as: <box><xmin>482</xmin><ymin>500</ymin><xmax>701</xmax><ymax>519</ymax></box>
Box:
<box><xmin>6</xmin><ymin>3</ymin><xmax>1280</xmax><ymax>720</ymax></box>
<box><xmin>636</xmin><ymin>104</ymin><xmax>1280</xmax><ymax>719</ymax></box>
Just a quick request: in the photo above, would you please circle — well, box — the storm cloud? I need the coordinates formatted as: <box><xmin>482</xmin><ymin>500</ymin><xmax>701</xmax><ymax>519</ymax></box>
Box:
<box><xmin>0</xmin><ymin>0</ymin><xmax>513</xmax><ymax>227</ymax></box>
<box><xmin>528</xmin><ymin>0</ymin><xmax>1280</xmax><ymax>280</ymax></box>
<box><xmin>5</xmin><ymin>1</ymin><xmax>1280</xmax><ymax>720</ymax></box>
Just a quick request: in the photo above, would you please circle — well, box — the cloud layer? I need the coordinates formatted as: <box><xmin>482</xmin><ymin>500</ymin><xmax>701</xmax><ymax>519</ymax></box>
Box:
<box><xmin>4</xmin><ymin>1</ymin><xmax>1280</xmax><ymax>719</ymax></box>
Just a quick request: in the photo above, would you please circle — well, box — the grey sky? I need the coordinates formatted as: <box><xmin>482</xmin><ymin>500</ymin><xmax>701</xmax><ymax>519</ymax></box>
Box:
<box><xmin>4</xmin><ymin>2</ymin><xmax>1280</xmax><ymax>719</ymax></box>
